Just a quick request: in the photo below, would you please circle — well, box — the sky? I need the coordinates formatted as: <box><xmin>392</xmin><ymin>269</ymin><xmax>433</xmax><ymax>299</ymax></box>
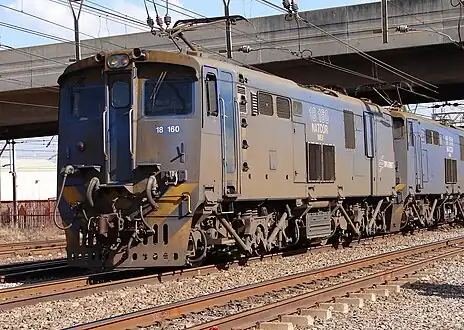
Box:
<box><xmin>0</xmin><ymin>0</ymin><xmax>376</xmax><ymax>48</ymax></box>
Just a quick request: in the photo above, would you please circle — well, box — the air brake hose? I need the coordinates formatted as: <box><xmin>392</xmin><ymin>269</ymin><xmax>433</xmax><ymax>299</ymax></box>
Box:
<box><xmin>86</xmin><ymin>177</ymin><xmax>100</xmax><ymax>208</ymax></box>
<box><xmin>53</xmin><ymin>165</ymin><xmax>75</xmax><ymax>230</ymax></box>
<box><xmin>146</xmin><ymin>175</ymin><xmax>160</xmax><ymax>211</ymax></box>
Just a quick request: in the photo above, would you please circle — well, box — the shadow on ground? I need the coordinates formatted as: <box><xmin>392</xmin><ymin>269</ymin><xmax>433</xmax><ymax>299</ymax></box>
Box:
<box><xmin>407</xmin><ymin>281</ymin><xmax>464</xmax><ymax>299</ymax></box>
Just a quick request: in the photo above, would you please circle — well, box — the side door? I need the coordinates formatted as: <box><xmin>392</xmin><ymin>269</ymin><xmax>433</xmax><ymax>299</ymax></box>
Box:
<box><xmin>201</xmin><ymin>66</ymin><xmax>222</xmax><ymax>197</ymax></box>
<box><xmin>363</xmin><ymin>111</ymin><xmax>375</xmax><ymax>196</ymax></box>
<box><xmin>218</xmin><ymin>70</ymin><xmax>239</xmax><ymax>196</ymax></box>
<box><xmin>105</xmin><ymin>73</ymin><xmax>133</xmax><ymax>183</ymax></box>
<box><xmin>292</xmin><ymin>122</ymin><xmax>307</xmax><ymax>183</ymax></box>
<box><xmin>407</xmin><ymin>119</ymin><xmax>423</xmax><ymax>192</ymax></box>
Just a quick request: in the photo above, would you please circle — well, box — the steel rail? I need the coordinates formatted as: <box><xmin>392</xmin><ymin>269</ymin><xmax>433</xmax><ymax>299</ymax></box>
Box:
<box><xmin>67</xmin><ymin>236</ymin><xmax>464</xmax><ymax>330</ymax></box>
<box><xmin>0</xmin><ymin>239</ymin><xmax>66</xmax><ymax>257</ymax></box>
<box><xmin>189</xmin><ymin>247</ymin><xmax>464</xmax><ymax>330</ymax></box>
<box><xmin>0</xmin><ymin>258</ymin><xmax>68</xmax><ymax>283</ymax></box>
<box><xmin>0</xmin><ymin>248</ymin><xmax>309</xmax><ymax>310</ymax></box>
<box><xmin>0</xmin><ymin>233</ymin><xmax>396</xmax><ymax>310</ymax></box>
<box><xmin>0</xmin><ymin>239</ymin><xmax>65</xmax><ymax>252</ymax></box>
<box><xmin>0</xmin><ymin>228</ymin><xmax>451</xmax><ymax>310</ymax></box>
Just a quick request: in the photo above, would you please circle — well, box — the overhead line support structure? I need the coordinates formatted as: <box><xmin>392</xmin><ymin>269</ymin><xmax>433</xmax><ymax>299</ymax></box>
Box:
<box><xmin>68</xmin><ymin>0</ymin><xmax>84</xmax><ymax>61</ymax></box>
<box><xmin>223</xmin><ymin>0</ymin><xmax>233</xmax><ymax>59</ymax></box>
<box><xmin>382</xmin><ymin>0</ymin><xmax>388</xmax><ymax>43</ymax></box>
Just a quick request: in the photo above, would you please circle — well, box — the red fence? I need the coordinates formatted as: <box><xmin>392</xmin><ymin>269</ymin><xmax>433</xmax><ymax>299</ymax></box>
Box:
<box><xmin>0</xmin><ymin>199</ymin><xmax>61</xmax><ymax>229</ymax></box>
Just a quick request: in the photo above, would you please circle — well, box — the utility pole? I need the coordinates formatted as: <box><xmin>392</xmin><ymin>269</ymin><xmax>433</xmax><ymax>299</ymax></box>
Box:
<box><xmin>223</xmin><ymin>0</ymin><xmax>233</xmax><ymax>58</ymax></box>
<box><xmin>381</xmin><ymin>0</ymin><xmax>388</xmax><ymax>43</ymax></box>
<box><xmin>0</xmin><ymin>141</ymin><xmax>8</xmax><ymax>204</ymax></box>
<box><xmin>8</xmin><ymin>140</ymin><xmax>17</xmax><ymax>227</ymax></box>
<box><xmin>68</xmin><ymin>0</ymin><xmax>84</xmax><ymax>61</ymax></box>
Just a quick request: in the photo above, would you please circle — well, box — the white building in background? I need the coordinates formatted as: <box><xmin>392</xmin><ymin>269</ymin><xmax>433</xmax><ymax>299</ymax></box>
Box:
<box><xmin>0</xmin><ymin>158</ymin><xmax>57</xmax><ymax>201</ymax></box>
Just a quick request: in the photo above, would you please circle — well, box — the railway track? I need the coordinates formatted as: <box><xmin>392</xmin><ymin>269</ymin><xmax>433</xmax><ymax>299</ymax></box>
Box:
<box><xmin>0</xmin><ymin>239</ymin><xmax>66</xmax><ymax>257</ymax></box>
<box><xmin>0</xmin><ymin>258</ymin><xmax>68</xmax><ymax>283</ymax></box>
<box><xmin>66</xmin><ymin>235</ymin><xmax>464</xmax><ymax>330</ymax></box>
<box><xmin>0</xmin><ymin>228</ymin><xmax>452</xmax><ymax>311</ymax></box>
<box><xmin>0</xmin><ymin>247</ymin><xmax>312</xmax><ymax>310</ymax></box>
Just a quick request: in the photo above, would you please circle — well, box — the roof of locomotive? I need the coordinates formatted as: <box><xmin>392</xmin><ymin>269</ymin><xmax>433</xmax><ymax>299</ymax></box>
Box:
<box><xmin>58</xmin><ymin>47</ymin><xmax>393</xmax><ymax>117</ymax></box>
<box><xmin>57</xmin><ymin>48</ymin><xmax>201</xmax><ymax>84</ymax></box>
<box><xmin>390</xmin><ymin>108</ymin><xmax>464</xmax><ymax>134</ymax></box>
<box><xmin>192</xmin><ymin>50</ymin><xmax>372</xmax><ymax>111</ymax></box>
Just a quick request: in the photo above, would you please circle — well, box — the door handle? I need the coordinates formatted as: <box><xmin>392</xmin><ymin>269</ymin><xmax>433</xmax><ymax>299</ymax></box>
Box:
<box><xmin>128</xmin><ymin>108</ymin><xmax>134</xmax><ymax>159</ymax></box>
<box><xmin>219</xmin><ymin>97</ymin><xmax>226</xmax><ymax>118</ymax></box>
<box><xmin>102</xmin><ymin>109</ymin><xmax>108</xmax><ymax>160</ymax></box>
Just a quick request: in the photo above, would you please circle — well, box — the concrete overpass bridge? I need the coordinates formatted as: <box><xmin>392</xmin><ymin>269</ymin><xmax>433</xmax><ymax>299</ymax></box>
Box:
<box><xmin>1</xmin><ymin>0</ymin><xmax>463</xmax><ymax>139</ymax></box>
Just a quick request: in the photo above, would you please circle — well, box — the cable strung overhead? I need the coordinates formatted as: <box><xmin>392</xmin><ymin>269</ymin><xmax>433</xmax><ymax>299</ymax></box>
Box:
<box><xmin>255</xmin><ymin>0</ymin><xmax>439</xmax><ymax>95</ymax></box>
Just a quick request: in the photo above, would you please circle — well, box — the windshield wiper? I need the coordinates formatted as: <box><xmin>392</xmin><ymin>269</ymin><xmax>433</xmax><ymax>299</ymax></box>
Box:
<box><xmin>149</xmin><ymin>71</ymin><xmax>167</xmax><ymax>108</ymax></box>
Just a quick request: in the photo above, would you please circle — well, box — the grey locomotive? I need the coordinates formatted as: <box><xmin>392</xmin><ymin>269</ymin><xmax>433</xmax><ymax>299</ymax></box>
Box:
<box><xmin>54</xmin><ymin>48</ymin><xmax>464</xmax><ymax>269</ymax></box>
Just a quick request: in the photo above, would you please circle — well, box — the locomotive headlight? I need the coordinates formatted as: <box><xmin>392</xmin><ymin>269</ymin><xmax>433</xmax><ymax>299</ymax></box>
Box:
<box><xmin>107</xmin><ymin>54</ymin><xmax>130</xmax><ymax>69</ymax></box>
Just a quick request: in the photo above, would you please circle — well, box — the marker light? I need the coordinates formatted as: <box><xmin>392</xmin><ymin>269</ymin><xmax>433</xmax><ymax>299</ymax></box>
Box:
<box><xmin>77</xmin><ymin>141</ymin><xmax>85</xmax><ymax>152</ymax></box>
<box><xmin>107</xmin><ymin>54</ymin><xmax>130</xmax><ymax>69</ymax></box>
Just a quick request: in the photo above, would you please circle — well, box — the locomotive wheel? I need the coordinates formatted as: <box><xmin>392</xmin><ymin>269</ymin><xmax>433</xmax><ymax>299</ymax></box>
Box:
<box><xmin>253</xmin><ymin>226</ymin><xmax>267</xmax><ymax>256</ymax></box>
<box><xmin>187</xmin><ymin>229</ymin><xmax>208</xmax><ymax>267</ymax></box>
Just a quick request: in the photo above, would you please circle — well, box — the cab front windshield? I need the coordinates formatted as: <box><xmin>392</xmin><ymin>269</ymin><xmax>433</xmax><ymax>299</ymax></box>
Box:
<box><xmin>60</xmin><ymin>64</ymin><xmax>196</xmax><ymax>120</ymax></box>
<box><xmin>139</xmin><ymin>64</ymin><xmax>196</xmax><ymax>117</ymax></box>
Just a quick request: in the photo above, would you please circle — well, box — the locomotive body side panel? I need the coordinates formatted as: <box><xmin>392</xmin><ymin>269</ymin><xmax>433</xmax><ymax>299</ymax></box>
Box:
<box><xmin>204</xmin><ymin>59</ymin><xmax>397</xmax><ymax>201</ymax></box>
<box><xmin>392</xmin><ymin>111</ymin><xmax>463</xmax><ymax>197</ymax></box>
<box><xmin>370</xmin><ymin>106</ymin><xmax>396</xmax><ymax>197</ymax></box>
<box><xmin>237</xmin><ymin>85</ymin><xmax>299</xmax><ymax>199</ymax></box>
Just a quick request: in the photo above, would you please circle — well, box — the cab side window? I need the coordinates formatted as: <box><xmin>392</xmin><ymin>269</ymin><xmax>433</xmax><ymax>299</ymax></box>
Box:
<box><xmin>206</xmin><ymin>73</ymin><xmax>218</xmax><ymax>116</ymax></box>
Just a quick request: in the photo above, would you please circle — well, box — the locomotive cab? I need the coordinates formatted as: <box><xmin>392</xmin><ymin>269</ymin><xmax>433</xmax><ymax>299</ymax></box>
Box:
<box><xmin>57</xmin><ymin>49</ymin><xmax>203</xmax><ymax>268</ymax></box>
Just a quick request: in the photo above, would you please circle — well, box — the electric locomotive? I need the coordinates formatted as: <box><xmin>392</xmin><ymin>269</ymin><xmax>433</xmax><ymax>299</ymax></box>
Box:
<box><xmin>55</xmin><ymin>47</ymin><xmax>464</xmax><ymax>269</ymax></box>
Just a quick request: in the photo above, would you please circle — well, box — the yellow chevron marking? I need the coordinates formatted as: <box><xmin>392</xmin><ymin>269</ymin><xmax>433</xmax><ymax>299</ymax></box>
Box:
<box><xmin>62</xmin><ymin>186</ymin><xmax>83</xmax><ymax>205</ymax></box>
<box><xmin>155</xmin><ymin>183</ymin><xmax>197</xmax><ymax>213</ymax></box>
<box><xmin>145</xmin><ymin>183</ymin><xmax>197</xmax><ymax>223</ymax></box>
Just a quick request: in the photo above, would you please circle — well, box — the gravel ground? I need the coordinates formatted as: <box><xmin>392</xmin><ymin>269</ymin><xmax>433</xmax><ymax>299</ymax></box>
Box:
<box><xmin>0</xmin><ymin>251</ymin><xmax>66</xmax><ymax>267</ymax></box>
<box><xmin>0</xmin><ymin>226</ymin><xmax>464</xmax><ymax>329</ymax></box>
<box><xmin>302</xmin><ymin>253</ymin><xmax>464</xmax><ymax>330</ymax></box>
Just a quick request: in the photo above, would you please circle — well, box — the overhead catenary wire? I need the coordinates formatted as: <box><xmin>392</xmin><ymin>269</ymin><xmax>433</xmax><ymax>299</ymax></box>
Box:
<box><xmin>145</xmin><ymin>0</ymin><xmax>400</xmax><ymax>88</ymax></box>
<box><xmin>49</xmin><ymin>0</ymin><xmax>149</xmax><ymax>32</ymax></box>
<box><xmin>450</xmin><ymin>0</ymin><xmax>464</xmax><ymax>46</ymax></box>
<box><xmin>0</xmin><ymin>0</ymin><xmax>440</xmax><ymax>106</ymax></box>
<box><xmin>0</xmin><ymin>0</ymin><xmax>437</xmax><ymax>106</ymax></box>
<box><xmin>388</xmin><ymin>0</ymin><xmax>463</xmax><ymax>49</ymax></box>
<box><xmin>0</xmin><ymin>0</ymin><xmax>415</xmax><ymax>92</ymax></box>
<box><xmin>254</xmin><ymin>0</ymin><xmax>439</xmax><ymax>94</ymax></box>
<box><xmin>144</xmin><ymin>0</ymin><xmax>440</xmax><ymax>102</ymax></box>
<box><xmin>0</xmin><ymin>4</ymin><xmax>129</xmax><ymax>52</ymax></box>
<box><xmin>0</xmin><ymin>44</ymin><xmax>68</xmax><ymax>66</ymax></box>
<box><xmin>0</xmin><ymin>20</ymin><xmax>109</xmax><ymax>53</ymax></box>
<box><xmin>0</xmin><ymin>75</ymin><xmax>59</xmax><ymax>93</ymax></box>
